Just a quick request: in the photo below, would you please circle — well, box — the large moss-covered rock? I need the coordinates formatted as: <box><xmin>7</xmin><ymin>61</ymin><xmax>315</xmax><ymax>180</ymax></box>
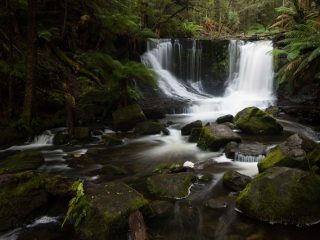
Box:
<box><xmin>236</xmin><ymin>167</ymin><xmax>320</xmax><ymax>225</ymax></box>
<box><xmin>69</xmin><ymin>182</ymin><xmax>149</xmax><ymax>240</ymax></box>
<box><xmin>197</xmin><ymin>124</ymin><xmax>241</xmax><ymax>151</ymax></box>
<box><xmin>0</xmin><ymin>151</ymin><xmax>44</xmax><ymax>175</ymax></box>
<box><xmin>147</xmin><ymin>173</ymin><xmax>195</xmax><ymax>199</ymax></box>
<box><xmin>112</xmin><ymin>104</ymin><xmax>146</xmax><ymax>131</ymax></box>
<box><xmin>181</xmin><ymin>120</ymin><xmax>202</xmax><ymax>136</ymax></box>
<box><xmin>258</xmin><ymin>134</ymin><xmax>317</xmax><ymax>172</ymax></box>
<box><xmin>0</xmin><ymin>172</ymin><xmax>73</xmax><ymax>231</ymax></box>
<box><xmin>234</xmin><ymin>107</ymin><xmax>283</xmax><ymax>135</ymax></box>
<box><xmin>133</xmin><ymin>121</ymin><xmax>166</xmax><ymax>135</ymax></box>
<box><xmin>188</xmin><ymin>127</ymin><xmax>202</xmax><ymax>143</ymax></box>
<box><xmin>223</xmin><ymin>170</ymin><xmax>252</xmax><ymax>191</ymax></box>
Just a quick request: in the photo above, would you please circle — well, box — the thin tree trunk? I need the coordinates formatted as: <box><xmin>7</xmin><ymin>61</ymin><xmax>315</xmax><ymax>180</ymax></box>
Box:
<box><xmin>22</xmin><ymin>0</ymin><xmax>37</xmax><ymax>126</ymax></box>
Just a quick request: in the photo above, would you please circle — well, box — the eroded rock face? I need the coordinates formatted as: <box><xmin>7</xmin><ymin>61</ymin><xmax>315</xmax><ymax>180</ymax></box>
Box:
<box><xmin>70</xmin><ymin>182</ymin><xmax>150</xmax><ymax>240</ymax></box>
<box><xmin>236</xmin><ymin>167</ymin><xmax>320</xmax><ymax>225</ymax></box>
<box><xmin>181</xmin><ymin>120</ymin><xmax>203</xmax><ymax>136</ymax></box>
<box><xmin>0</xmin><ymin>151</ymin><xmax>44</xmax><ymax>175</ymax></box>
<box><xmin>147</xmin><ymin>173</ymin><xmax>195</xmax><ymax>199</ymax></box>
<box><xmin>234</xmin><ymin>107</ymin><xmax>283</xmax><ymax>135</ymax></box>
<box><xmin>112</xmin><ymin>104</ymin><xmax>146</xmax><ymax>131</ymax></box>
<box><xmin>197</xmin><ymin>124</ymin><xmax>241</xmax><ymax>151</ymax></box>
<box><xmin>258</xmin><ymin>134</ymin><xmax>318</xmax><ymax>172</ymax></box>
<box><xmin>223</xmin><ymin>170</ymin><xmax>252</xmax><ymax>192</ymax></box>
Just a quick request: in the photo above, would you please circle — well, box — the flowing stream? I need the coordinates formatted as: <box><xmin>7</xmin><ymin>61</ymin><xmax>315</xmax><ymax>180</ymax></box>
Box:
<box><xmin>1</xmin><ymin>39</ymin><xmax>320</xmax><ymax>240</ymax></box>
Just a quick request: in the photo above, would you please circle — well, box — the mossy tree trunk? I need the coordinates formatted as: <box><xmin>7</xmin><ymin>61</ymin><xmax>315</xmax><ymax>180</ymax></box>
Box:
<box><xmin>22</xmin><ymin>0</ymin><xmax>37</xmax><ymax>127</ymax></box>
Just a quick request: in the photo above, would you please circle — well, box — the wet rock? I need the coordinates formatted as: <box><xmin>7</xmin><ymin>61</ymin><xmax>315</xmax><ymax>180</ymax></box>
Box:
<box><xmin>236</xmin><ymin>167</ymin><xmax>320</xmax><ymax>225</ymax></box>
<box><xmin>181</xmin><ymin>120</ymin><xmax>202</xmax><ymax>136</ymax></box>
<box><xmin>222</xmin><ymin>122</ymin><xmax>235</xmax><ymax>129</ymax></box>
<box><xmin>0</xmin><ymin>172</ymin><xmax>74</xmax><ymax>231</ymax></box>
<box><xmin>142</xmin><ymin>108</ymin><xmax>166</xmax><ymax>120</ymax></box>
<box><xmin>197</xmin><ymin>174</ymin><xmax>213</xmax><ymax>183</ymax></box>
<box><xmin>73</xmin><ymin>127</ymin><xmax>91</xmax><ymax>140</ymax></box>
<box><xmin>205</xmin><ymin>196</ymin><xmax>229</xmax><ymax>210</ymax></box>
<box><xmin>153</xmin><ymin>163</ymin><xmax>185</xmax><ymax>174</ymax></box>
<box><xmin>147</xmin><ymin>173</ymin><xmax>195</xmax><ymax>199</ymax></box>
<box><xmin>150</xmin><ymin>200</ymin><xmax>174</xmax><ymax>218</ymax></box>
<box><xmin>0</xmin><ymin>151</ymin><xmax>44</xmax><ymax>175</ymax></box>
<box><xmin>101</xmin><ymin>134</ymin><xmax>123</xmax><ymax>146</ymax></box>
<box><xmin>134</xmin><ymin>121</ymin><xmax>166</xmax><ymax>135</ymax></box>
<box><xmin>128</xmin><ymin>211</ymin><xmax>148</xmax><ymax>240</ymax></box>
<box><xmin>53</xmin><ymin>132</ymin><xmax>70</xmax><ymax>145</ymax></box>
<box><xmin>197</xmin><ymin>124</ymin><xmax>241</xmax><ymax>151</ymax></box>
<box><xmin>188</xmin><ymin>127</ymin><xmax>202</xmax><ymax>143</ymax></box>
<box><xmin>223</xmin><ymin>170</ymin><xmax>252</xmax><ymax>191</ymax></box>
<box><xmin>69</xmin><ymin>182</ymin><xmax>149</xmax><ymax>240</ymax></box>
<box><xmin>234</xmin><ymin>107</ymin><xmax>283</xmax><ymax>135</ymax></box>
<box><xmin>258</xmin><ymin>134</ymin><xmax>318</xmax><ymax>172</ymax></box>
<box><xmin>216</xmin><ymin>114</ymin><xmax>234</xmax><ymax>124</ymax></box>
<box><xmin>265</xmin><ymin>106</ymin><xmax>280</xmax><ymax>117</ymax></box>
<box><xmin>112</xmin><ymin>104</ymin><xmax>146</xmax><ymax>131</ymax></box>
<box><xmin>90</xmin><ymin>164</ymin><xmax>128</xmax><ymax>177</ymax></box>
<box><xmin>224</xmin><ymin>142</ymin><xmax>267</xmax><ymax>160</ymax></box>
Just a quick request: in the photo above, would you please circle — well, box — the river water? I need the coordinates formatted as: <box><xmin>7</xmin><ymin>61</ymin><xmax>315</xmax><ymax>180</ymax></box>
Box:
<box><xmin>0</xmin><ymin>39</ymin><xmax>319</xmax><ymax>240</ymax></box>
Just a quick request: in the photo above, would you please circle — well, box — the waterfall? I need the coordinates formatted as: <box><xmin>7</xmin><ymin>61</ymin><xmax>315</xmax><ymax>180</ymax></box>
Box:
<box><xmin>141</xmin><ymin>39</ymin><xmax>205</xmax><ymax>101</ymax></box>
<box><xmin>142</xmin><ymin>39</ymin><xmax>275</xmax><ymax>120</ymax></box>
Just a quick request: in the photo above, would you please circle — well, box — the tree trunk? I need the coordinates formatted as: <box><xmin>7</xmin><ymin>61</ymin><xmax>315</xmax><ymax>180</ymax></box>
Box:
<box><xmin>22</xmin><ymin>0</ymin><xmax>37</xmax><ymax>127</ymax></box>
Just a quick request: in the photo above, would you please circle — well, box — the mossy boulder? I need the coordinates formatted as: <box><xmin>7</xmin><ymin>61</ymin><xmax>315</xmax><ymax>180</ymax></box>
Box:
<box><xmin>147</xmin><ymin>173</ymin><xmax>195</xmax><ymax>199</ymax></box>
<box><xmin>0</xmin><ymin>151</ymin><xmax>44</xmax><ymax>175</ymax></box>
<box><xmin>53</xmin><ymin>132</ymin><xmax>70</xmax><ymax>145</ymax></box>
<box><xmin>69</xmin><ymin>182</ymin><xmax>149</xmax><ymax>240</ymax></box>
<box><xmin>0</xmin><ymin>172</ymin><xmax>74</xmax><ymax>231</ymax></box>
<box><xmin>236</xmin><ymin>167</ymin><xmax>320</xmax><ymax>225</ymax></box>
<box><xmin>234</xmin><ymin>107</ymin><xmax>283</xmax><ymax>135</ymax></box>
<box><xmin>112</xmin><ymin>104</ymin><xmax>146</xmax><ymax>131</ymax></box>
<box><xmin>258</xmin><ymin>134</ymin><xmax>318</xmax><ymax>173</ymax></box>
<box><xmin>152</xmin><ymin>163</ymin><xmax>185</xmax><ymax>174</ymax></box>
<box><xmin>101</xmin><ymin>134</ymin><xmax>123</xmax><ymax>146</ymax></box>
<box><xmin>216</xmin><ymin>114</ymin><xmax>234</xmax><ymax>124</ymax></box>
<box><xmin>74</xmin><ymin>127</ymin><xmax>91</xmax><ymax>140</ymax></box>
<box><xmin>150</xmin><ymin>200</ymin><xmax>174</xmax><ymax>218</ymax></box>
<box><xmin>133</xmin><ymin>121</ymin><xmax>166</xmax><ymax>135</ymax></box>
<box><xmin>181</xmin><ymin>120</ymin><xmax>202</xmax><ymax>136</ymax></box>
<box><xmin>197</xmin><ymin>124</ymin><xmax>241</xmax><ymax>151</ymax></box>
<box><xmin>223</xmin><ymin>170</ymin><xmax>252</xmax><ymax>191</ymax></box>
<box><xmin>188</xmin><ymin>127</ymin><xmax>202</xmax><ymax>143</ymax></box>
<box><xmin>308</xmin><ymin>144</ymin><xmax>320</xmax><ymax>169</ymax></box>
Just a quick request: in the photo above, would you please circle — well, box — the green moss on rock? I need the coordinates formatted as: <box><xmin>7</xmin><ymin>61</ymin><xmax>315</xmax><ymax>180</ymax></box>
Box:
<box><xmin>236</xmin><ymin>167</ymin><xmax>320</xmax><ymax>225</ymax></box>
<box><xmin>0</xmin><ymin>151</ymin><xmax>44</xmax><ymax>175</ymax></box>
<box><xmin>147</xmin><ymin>173</ymin><xmax>195</xmax><ymax>199</ymax></box>
<box><xmin>234</xmin><ymin>107</ymin><xmax>283</xmax><ymax>135</ymax></box>
<box><xmin>102</xmin><ymin>134</ymin><xmax>123</xmax><ymax>146</ymax></box>
<box><xmin>181</xmin><ymin>120</ymin><xmax>202</xmax><ymax>136</ymax></box>
<box><xmin>112</xmin><ymin>104</ymin><xmax>146</xmax><ymax>131</ymax></box>
<box><xmin>223</xmin><ymin>170</ymin><xmax>252</xmax><ymax>191</ymax></box>
<box><xmin>69</xmin><ymin>182</ymin><xmax>149</xmax><ymax>240</ymax></box>
<box><xmin>197</xmin><ymin>124</ymin><xmax>241</xmax><ymax>151</ymax></box>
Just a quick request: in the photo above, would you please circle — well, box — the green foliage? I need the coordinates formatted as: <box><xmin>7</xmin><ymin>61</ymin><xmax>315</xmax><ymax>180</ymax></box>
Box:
<box><xmin>62</xmin><ymin>181</ymin><xmax>85</xmax><ymax>228</ymax></box>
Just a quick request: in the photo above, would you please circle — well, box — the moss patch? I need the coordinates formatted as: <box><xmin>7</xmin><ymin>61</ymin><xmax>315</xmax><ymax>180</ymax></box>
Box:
<box><xmin>234</xmin><ymin>107</ymin><xmax>283</xmax><ymax>135</ymax></box>
<box><xmin>236</xmin><ymin>167</ymin><xmax>320</xmax><ymax>225</ymax></box>
<box><xmin>0</xmin><ymin>151</ymin><xmax>44</xmax><ymax>175</ymax></box>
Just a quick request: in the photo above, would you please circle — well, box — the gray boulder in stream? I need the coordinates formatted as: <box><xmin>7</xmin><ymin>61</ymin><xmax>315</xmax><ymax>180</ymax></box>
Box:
<box><xmin>223</xmin><ymin>170</ymin><xmax>252</xmax><ymax>191</ymax></box>
<box><xmin>134</xmin><ymin>121</ymin><xmax>167</xmax><ymax>135</ymax></box>
<box><xmin>258</xmin><ymin>133</ymin><xmax>318</xmax><ymax>172</ymax></box>
<box><xmin>236</xmin><ymin>167</ymin><xmax>320</xmax><ymax>225</ymax></box>
<box><xmin>234</xmin><ymin>107</ymin><xmax>283</xmax><ymax>135</ymax></box>
<box><xmin>181</xmin><ymin>120</ymin><xmax>202</xmax><ymax>136</ymax></box>
<box><xmin>147</xmin><ymin>173</ymin><xmax>196</xmax><ymax>199</ymax></box>
<box><xmin>197</xmin><ymin>124</ymin><xmax>241</xmax><ymax>151</ymax></box>
<box><xmin>224</xmin><ymin>142</ymin><xmax>267</xmax><ymax>160</ymax></box>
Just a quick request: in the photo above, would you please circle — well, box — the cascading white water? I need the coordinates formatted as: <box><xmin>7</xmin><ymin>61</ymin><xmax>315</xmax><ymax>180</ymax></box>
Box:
<box><xmin>141</xmin><ymin>39</ymin><xmax>205</xmax><ymax>101</ymax></box>
<box><xmin>190</xmin><ymin>40</ymin><xmax>275</xmax><ymax>120</ymax></box>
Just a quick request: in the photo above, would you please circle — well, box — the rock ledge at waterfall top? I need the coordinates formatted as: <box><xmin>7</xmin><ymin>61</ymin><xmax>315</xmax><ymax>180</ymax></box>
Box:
<box><xmin>236</xmin><ymin>167</ymin><xmax>320</xmax><ymax>225</ymax></box>
<box><xmin>234</xmin><ymin>107</ymin><xmax>283</xmax><ymax>135</ymax></box>
<box><xmin>197</xmin><ymin>124</ymin><xmax>241</xmax><ymax>151</ymax></box>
